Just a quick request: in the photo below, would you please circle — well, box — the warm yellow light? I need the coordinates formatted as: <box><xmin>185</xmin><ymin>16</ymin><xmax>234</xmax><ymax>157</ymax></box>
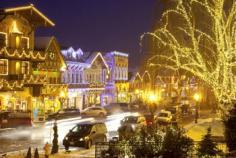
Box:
<box><xmin>59</xmin><ymin>91</ymin><xmax>65</xmax><ymax>98</ymax></box>
<box><xmin>11</xmin><ymin>21</ymin><xmax>22</xmax><ymax>34</ymax></box>
<box><xmin>194</xmin><ymin>93</ymin><xmax>201</xmax><ymax>102</ymax></box>
<box><xmin>135</xmin><ymin>89</ymin><xmax>140</xmax><ymax>94</ymax></box>
<box><xmin>60</xmin><ymin>65</ymin><xmax>66</xmax><ymax>72</ymax></box>
<box><xmin>148</xmin><ymin>93</ymin><xmax>157</xmax><ymax>102</ymax></box>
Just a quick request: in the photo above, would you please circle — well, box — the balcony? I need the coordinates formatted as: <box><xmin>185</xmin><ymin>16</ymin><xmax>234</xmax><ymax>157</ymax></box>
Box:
<box><xmin>0</xmin><ymin>47</ymin><xmax>46</xmax><ymax>61</ymax></box>
<box><xmin>7</xmin><ymin>74</ymin><xmax>24</xmax><ymax>80</ymax></box>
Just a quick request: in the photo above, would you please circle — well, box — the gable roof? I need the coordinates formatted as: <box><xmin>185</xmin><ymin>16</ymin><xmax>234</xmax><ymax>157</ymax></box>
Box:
<box><xmin>35</xmin><ymin>37</ymin><xmax>52</xmax><ymax>51</ymax></box>
<box><xmin>2</xmin><ymin>4</ymin><xmax>54</xmax><ymax>27</ymax></box>
<box><xmin>35</xmin><ymin>36</ymin><xmax>66</xmax><ymax>69</ymax></box>
<box><xmin>86</xmin><ymin>52</ymin><xmax>109</xmax><ymax>69</ymax></box>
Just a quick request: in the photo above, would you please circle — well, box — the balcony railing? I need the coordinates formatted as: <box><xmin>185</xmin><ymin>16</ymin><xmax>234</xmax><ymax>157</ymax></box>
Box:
<box><xmin>0</xmin><ymin>47</ymin><xmax>46</xmax><ymax>61</ymax></box>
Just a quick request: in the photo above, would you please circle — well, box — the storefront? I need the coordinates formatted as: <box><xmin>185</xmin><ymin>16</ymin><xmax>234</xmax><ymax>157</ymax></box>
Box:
<box><xmin>0</xmin><ymin>88</ymin><xmax>31</xmax><ymax>111</ymax></box>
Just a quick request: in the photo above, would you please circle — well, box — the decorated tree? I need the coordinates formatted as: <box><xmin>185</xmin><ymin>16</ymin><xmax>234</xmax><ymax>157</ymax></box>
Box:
<box><xmin>26</xmin><ymin>147</ymin><xmax>31</xmax><ymax>158</ymax></box>
<box><xmin>197</xmin><ymin>127</ymin><xmax>220</xmax><ymax>157</ymax></box>
<box><xmin>162</xmin><ymin>126</ymin><xmax>194</xmax><ymax>158</ymax></box>
<box><xmin>51</xmin><ymin>122</ymin><xmax>59</xmax><ymax>154</ymax></box>
<box><xmin>224</xmin><ymin>102</ymin><xmax>236</xmax><ymax>152</ymax></box>
<box><xmin>142</xmin><ymin>0</ymin><xmax>236</xmax><ymax>112</ymax></box>
<box><xmin>34</xmin><ymin>148</ymin><xmax>39</xmax><ymax>158</ymax></box>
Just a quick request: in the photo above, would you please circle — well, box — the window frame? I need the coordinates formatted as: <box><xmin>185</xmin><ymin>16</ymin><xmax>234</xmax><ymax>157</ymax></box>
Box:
<box><xmin>0</xmin><ymin>59</ymin><xmax>8</xmax><ymax>75</ymax></box>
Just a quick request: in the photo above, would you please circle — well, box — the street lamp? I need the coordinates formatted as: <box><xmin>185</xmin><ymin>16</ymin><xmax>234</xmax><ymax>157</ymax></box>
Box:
<box><xmin>193</xmin><ymin>93</ymin><xmax>201</xmax><ymax>123</ymax></box>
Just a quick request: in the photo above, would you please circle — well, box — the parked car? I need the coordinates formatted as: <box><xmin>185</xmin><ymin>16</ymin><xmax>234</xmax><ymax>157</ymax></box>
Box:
<box><xmin>63</xmin><ymin>122</ymin><xmax>107</xmax><ymax>149</ymax></box>
<box><xmin>80</xmin><ymin>107</ymin><xmax>107</xmax><ymax>117</ymax></box>
<box><xmin>156</xmin><ymin>110</ymin><xmax>172</xmax><ymax>124</ymax></box>
<box><xmin>47</xmin><ymin>108</ymin><xmax>80</xmax><ymax>121</ymax></box>
<box><xmin>165</xmin><ymin>106</ymin><xmax>180</xmax><ymax>121</ymax></box>
<box><xmin>144</xmin><ymin>114</ymin><xmax>156</xmax><ymax>126</ymax></box>
<box><xmin>120</xmin><ymin>116</ymin><xmax>146</xmax><ymax>131</ymax></box>
<box><xmin>118</xmin><ymin>115</ymin><xmax>146</xmax><ymax>140</ymax></box>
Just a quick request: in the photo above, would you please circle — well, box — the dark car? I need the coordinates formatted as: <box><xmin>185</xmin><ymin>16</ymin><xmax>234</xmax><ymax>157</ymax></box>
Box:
<box><xmin>63</xmin><ymin>122</ymin><xmax>107</xmax><ymax>149</ymax></box>
<box><xmin>47</xmin><ymin>108</ymin><xmax>80</xmax><ymax>121</ymax></box>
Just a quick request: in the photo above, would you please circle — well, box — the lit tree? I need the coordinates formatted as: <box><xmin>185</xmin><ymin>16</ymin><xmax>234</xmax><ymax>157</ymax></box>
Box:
<box><xmin>142</xmin><ymin>0</ymin><xmax>236</xmax><ymax>112</ymax></box>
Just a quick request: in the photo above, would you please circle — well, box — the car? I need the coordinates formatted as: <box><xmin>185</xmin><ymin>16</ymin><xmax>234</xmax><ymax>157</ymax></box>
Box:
<box><xmin>120</xmin><ymin>116</ymin><xmax>146</xmax><ymax>131</ymax></box>
<box><xmin>118</xmin><ymin>115</ymin><xmax>146</xmax><ymax>140</ymax></box>
<box><xmin>63</xmin><ymin>122</ymin><xmax>107</xmax><ymax>149</ymax></box>
<box><xmin>165</xmin><ymin>106</ymin><xmax>180</xmax><ymax>121</ymax></box>
<box><xmin>80</xmin><ymin>106</ymin><xmax>107</xmax><ymax>117</ymax></box>
<box><xmin>47</xmin><ymin>108</ymin><xmax>80</xmax><ymax>120</ymax></box>
<box><xmin>156</xmin><ymin>110</ymin><xmax>172</xmax><ymax>124</ymax></box>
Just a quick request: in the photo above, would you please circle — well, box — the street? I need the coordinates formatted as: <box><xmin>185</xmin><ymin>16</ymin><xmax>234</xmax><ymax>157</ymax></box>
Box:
<box><xmin>0</xmin><ymin>112</ymin><xmax>138</xmax><ymax>155</ymax></box>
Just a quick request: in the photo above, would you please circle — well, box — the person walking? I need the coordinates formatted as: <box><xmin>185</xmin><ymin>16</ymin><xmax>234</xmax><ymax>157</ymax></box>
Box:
<box><xmin>44</xmin><ymin>142</ymin><xmax>51</xmax><ymax>158</ymax></box>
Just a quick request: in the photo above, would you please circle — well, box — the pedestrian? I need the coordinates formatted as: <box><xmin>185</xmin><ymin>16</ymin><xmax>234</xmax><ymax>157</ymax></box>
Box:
<box><xmin>43</xmin><ymin>142</ymin><xmax>50</xmax><ymax>158</ymax></box>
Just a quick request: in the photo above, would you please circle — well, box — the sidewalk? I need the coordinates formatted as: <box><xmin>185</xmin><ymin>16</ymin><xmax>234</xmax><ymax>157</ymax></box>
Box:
<box><xmin>184</xmin><ymin>111</ymin><xmax>223</xmax><ymax>141</ymax></box>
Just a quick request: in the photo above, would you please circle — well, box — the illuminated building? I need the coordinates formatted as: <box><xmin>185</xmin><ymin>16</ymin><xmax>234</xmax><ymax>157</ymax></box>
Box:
<box><xmin>34</xmin><ymin>37</ymin><xmax>67</xmax><ymax>115</ymax></box>
<box><xmin>0</xmin><ymin>5</ymin><xmax>66</xmax><ymax>122</ymax></box>
<box><xmin>61</xmin><ymin>47</ymin><xmax>109</xmax><ymax>109</ymax></box>
<box><xmin>104</xmin><ymin>51</ymin><xmax>129</xmax><ymax>103</ymax></box>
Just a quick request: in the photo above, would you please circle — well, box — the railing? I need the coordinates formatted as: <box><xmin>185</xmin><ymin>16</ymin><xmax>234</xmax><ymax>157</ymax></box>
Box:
<box><xmin>0</xmin><ymin>47</ymin><xmax>46</xmax><ymax>61</ymax></box>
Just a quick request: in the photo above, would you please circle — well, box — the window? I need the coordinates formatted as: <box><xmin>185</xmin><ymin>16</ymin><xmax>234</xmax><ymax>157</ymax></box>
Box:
<box><xmin>0</xmin><ymin>59</ymin><xmax>8</xmax><ymax>75</ymax></box>
<box><xmin>0</xmin><ymin>32</ymin><xmax>7</xmax><ymax>47</ymax></box>
<box><xmin>15</xmin><ymin>36</ymin><xmax>20</xmax><ymax>48</ymax></box>
<box><xmin>21</xmin><ymin>37</ymin><xmax>29</xmax><ymax>49</ymax></box>
<box><xmin>67</xmin><ymin>73</ymin><xmax>70</xmax><ymax>83</ymax></box>
<box><xmin>72</xmin><ymin>74</ymin><xmax>74</xmax><ymax>83</ymax></box>
<box><xmin>76</xmin><ymin>74</ymin><xmax>79</xmax><ymax>83</ymax></box>
<box><xmin>21</xmin><ymin>61</ymin><xmax>29</xmax><ymax>74</ymax></box>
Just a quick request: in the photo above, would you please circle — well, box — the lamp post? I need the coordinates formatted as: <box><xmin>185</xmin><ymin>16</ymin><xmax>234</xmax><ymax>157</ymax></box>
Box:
<box><xmin>193</xmin><ymin>93</ymin><xmax>201</xmax><ymax>123</ymax></box>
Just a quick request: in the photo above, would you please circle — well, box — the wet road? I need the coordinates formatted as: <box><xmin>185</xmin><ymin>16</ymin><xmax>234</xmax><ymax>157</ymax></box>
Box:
<box><xmin>0</xmin><ymin>112</ymin><xmax>138</xmax><ymax>154</ymax></box>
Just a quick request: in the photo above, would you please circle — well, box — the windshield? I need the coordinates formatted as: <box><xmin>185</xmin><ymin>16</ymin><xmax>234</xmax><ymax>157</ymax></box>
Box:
<box><xmin>123</xmin><ymin>117</ymin><xmax>138</xmax><ymax>123</ymax></box>
<box><xmin>71</xmin><ymin>124</ymin><xmax>92</xmax><ymax>134</ymax></box>
<box><xmin>159</xmin><ymin>113</ymin><xmax>168</xmax><ymax>117</ymax></box>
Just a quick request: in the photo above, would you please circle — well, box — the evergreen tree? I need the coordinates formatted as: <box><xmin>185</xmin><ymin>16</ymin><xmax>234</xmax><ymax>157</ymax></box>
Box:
<box><xmin>51</xmin><ymin>122</ymin><xmax>59</xmax><ymax>154</ymax></box>
<box><xmin>197</xmin><ymin>127</ymin><xmax>220</xmax><ymax>157</ymax></box>
<box><xmin>34</xmin><ymin>148</ymin><xmax>39</xmax><ymax>158</ymax></box>
<box><xmin>161</xmin><ymin>126</ymin><xmax>194</xmax><ymax>158</ymax></box>
<box><xmin>25</xmin><ymin>147</ymin><xmax>31</xmax><ymax>158</ymax></box>
<box><xmin>224</xmin><ymin>103</ymin><xmax>236</xmax><ymax>152</ymax></box>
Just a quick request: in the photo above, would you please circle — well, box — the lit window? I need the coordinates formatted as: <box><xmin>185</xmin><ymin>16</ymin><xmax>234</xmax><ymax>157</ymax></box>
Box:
<box><xmin>21</xmin><ymin>37</ymin><xmax>29</xmax><ymax>49</ymax></box>
<box><xmin>0</xmin><ymin>59</ymin><xmax>8</xmax><ymax>75</ymax></box>
<box><xmin>16</xmin><ymin>36</ymin><xmax>20</xmax><ymax>48</ymax></box>
<box><xmin>21</xmin><ymin>61</ymin><xmax>29</xmax><ymax>74</ymax></box>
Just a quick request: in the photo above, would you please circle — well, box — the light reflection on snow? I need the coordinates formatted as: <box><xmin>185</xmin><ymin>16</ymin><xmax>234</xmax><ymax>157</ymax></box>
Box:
<box><xmin>0</xmin><ymin>112</ymin><xmax>137</xmax><ymax>146</ymax></box>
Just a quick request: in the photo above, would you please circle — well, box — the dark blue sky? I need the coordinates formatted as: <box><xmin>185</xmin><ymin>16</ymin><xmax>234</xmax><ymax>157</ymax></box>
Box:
<box><xmin>0</xmin><ymin>0</ymin><xmax>163</xmax><ymax>68</ymax></box>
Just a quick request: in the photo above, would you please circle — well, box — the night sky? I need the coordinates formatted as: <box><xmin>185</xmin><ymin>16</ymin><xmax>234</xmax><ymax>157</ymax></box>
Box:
<box><xmin>0</xmin><ymin>0</ymin><xmax>164</xmax><ymax>68</ymax></box>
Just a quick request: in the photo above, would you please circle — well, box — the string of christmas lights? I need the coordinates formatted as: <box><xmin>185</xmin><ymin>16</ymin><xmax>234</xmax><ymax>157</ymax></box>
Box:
<box><xmin>141</xmin><ymin>0</ymin><xmax>236</xmax><ymax>111</ymax></box>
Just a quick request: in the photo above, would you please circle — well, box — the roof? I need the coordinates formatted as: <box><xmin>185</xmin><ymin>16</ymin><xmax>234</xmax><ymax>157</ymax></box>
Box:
<box><xmin>2</xmin><ymin>4</ymin><xmax>54</xmax><ymax>27</ymax></box>
<box><xmin>35</xmin><ymin>37</ymin><xmax>52</xmax><ymax>51</ymax></box>
<box><xmin>61</xmin><ymin>47</ymin><xmax>109</xmax><ymax>69</ymax></box>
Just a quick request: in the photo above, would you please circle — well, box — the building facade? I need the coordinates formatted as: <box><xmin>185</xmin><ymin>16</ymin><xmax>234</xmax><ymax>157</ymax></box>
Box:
<box><xmin>0</xmin><ymin>5</ymin><xmax>66</xmax><ymax>122</ymax></box>
<box><xmin>104</xmin><ymin>51</ymin><xmax>129</xmax><ymax>103</ymax></box>
<box><xmin>61</xmin><ymin>47</ymin><xmax>109</xmax><ymax>110</ymax></box>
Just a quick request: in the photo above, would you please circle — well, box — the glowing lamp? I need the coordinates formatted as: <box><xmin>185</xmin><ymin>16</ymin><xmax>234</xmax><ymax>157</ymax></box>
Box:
<box><xmin>193</xmin><ymin>93</ymin><xmax>201</xmax><ymax>102</ymax></box>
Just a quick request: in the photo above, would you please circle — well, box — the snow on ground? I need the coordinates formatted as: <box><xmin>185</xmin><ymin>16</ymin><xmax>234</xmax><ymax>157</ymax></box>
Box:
<box><xmin>186</xmin><ymin>118</ymin><xmax>224</xmax><ymax>141</ymax></box>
